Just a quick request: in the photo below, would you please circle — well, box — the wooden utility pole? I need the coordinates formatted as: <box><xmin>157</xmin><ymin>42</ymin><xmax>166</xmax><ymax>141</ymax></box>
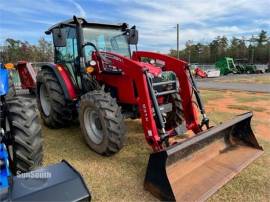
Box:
<box><xmin>177</xmin><ymin>24</ymin><xmax>179</xmax><ymax>59</ymax></box>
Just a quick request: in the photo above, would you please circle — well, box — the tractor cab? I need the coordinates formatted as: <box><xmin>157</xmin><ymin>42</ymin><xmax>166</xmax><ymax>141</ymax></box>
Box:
<box><xmin>46</xmin><ymin>17</ymin><xmax>137</xmax><ymax>67</ymax></box>
<box><xmin>45</xmin><ymin>16</ymin><xmax>138</xmax><ymax>90</ymax></box>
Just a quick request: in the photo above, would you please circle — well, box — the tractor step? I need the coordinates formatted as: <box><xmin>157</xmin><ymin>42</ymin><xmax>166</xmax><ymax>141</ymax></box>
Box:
<box><xmin>144</xmin><ymin>112</ymin><xmax>263</xmax><ymax>201</ymax></box>
<box><xmin>155</xmin><ymin>89</ymin><xmax>178</xmax><ymax>96</ymax></box>
<box><xmin>152</xmin><ymin>80</ymin><xmax>176</xmax><ymax>87</ymax></box>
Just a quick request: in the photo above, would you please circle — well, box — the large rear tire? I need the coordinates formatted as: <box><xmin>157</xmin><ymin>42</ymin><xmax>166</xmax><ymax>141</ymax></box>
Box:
<box><xmin>7</xmin><ymin>97</ymin><xmax>43</xmax><ymax>173</ymax></box>
<box><xmin>79</xmin><ymin>90</ymin><xmax>126</xmax><ymax>156</ymax></box>
<box><xmin>36</xmin><ymin>68</ymin><xmax>73</xmax><ymax>128</ymax></box>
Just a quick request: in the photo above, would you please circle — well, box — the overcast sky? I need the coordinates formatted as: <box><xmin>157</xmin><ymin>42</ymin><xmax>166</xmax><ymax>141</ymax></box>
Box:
<box><xmin>0</xmin><ymin>0</ymin><xmax>269</xmax><ymax>52</ymax></box>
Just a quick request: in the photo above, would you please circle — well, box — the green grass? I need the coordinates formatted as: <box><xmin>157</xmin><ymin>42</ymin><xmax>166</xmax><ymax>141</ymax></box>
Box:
<box><xmin>43</xmin><ymin>120</ymin><xmax>157</xmax><ymax>202</ymax></box>
<box><xmin>236</xmin><ymin>96</ymin><xmax>261</xmax><ymax>103</ymax></box>
<box><xmin>42</xmin><ymin>112</ymin><xmax>270</xmax><ymax>202</ymax></box>
<box><xmin>228</xmin><ymin>104</ymin><xmax>265</xmax><ymax>112</ymax></box>
<box><xmin>236</xmin><ymin>94</ymin><xmax>270</xmax><ymax>103</ymax></box>
<box><xmin>201</xmin><ymin>90</ymin><xmax>225</xmax><ymax>104</ymax></box>
<box><xmin>207</xmin><ymin>111</ymin><xmax>236</xmax><ymax>125</ymax></box>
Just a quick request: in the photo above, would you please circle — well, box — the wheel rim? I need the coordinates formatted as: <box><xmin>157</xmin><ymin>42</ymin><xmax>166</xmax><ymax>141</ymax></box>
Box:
<box><xmin>84</xmin><ymin>108</ymin><xmax>104</xmax><ymax>144</ymax></box>
<box><xmin>40</xmin><ymin>84</ymin><xmax>51</xmax><ymax>116</ymax></box>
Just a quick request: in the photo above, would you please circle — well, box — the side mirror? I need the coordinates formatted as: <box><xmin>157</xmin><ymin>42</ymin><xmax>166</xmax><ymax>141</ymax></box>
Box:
<box><xmin>52</xmin><ymin>28</ymin><xmax>66</xmax><ymax>47</ymax></box>
<box><xmin>128</xmin><ymin>27</ymin><xmax>138</xmax><ymax>45</ymax></box>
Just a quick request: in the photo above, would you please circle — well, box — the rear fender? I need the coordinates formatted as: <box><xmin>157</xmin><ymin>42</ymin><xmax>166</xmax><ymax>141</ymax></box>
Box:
<box><xmin>38</xmin><ymin>64</ymin><xmax>77</xmax><ymax>100</ymax></box>
<box><xmin>16</xmin><ymin>61</ymin><xmax>36</xmax><ymax>89</ymax></box>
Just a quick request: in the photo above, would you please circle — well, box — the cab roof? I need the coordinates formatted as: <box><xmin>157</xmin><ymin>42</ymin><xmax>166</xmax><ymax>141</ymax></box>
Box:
<box><xmin>45</xmin><ymin>17</ymin><xmax>128</xmax><ymax>35</ymax></box>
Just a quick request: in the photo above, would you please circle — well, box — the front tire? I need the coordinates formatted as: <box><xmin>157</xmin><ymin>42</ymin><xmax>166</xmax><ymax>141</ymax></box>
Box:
<box><xmin>36</xmin><ymin>68</ymin><xmax>73</xmax><ymax>128</ymax></box>
<box><xmin>7</xmin><ymin>97</ymin><xmax>43</xmax><ymax>173</ymax></box>
<box><xmin>79</xmin><ymin>90</ymin><xmax>126</xmax><ymax>156</ymax></box>
<box><xmin>165</xmin><ymin>93</ymin><xmax>185</xmax><ymax>129</ymax></box>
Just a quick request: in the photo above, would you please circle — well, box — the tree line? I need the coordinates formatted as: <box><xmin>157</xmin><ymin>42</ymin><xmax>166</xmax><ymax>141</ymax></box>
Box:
<box><xmin>0</xmin><ymin>38</ymin><xmax>53</xmax><ymax>63</ymax></box>
<box><xmin>170</xmin><ymin>30</ymin><xmax>270</xmax><ymax>64</ymax></box>
<box><xmin>0</xmin><ymin>30</ymin><xmax>269</xmax><ymax>64</ymax></box>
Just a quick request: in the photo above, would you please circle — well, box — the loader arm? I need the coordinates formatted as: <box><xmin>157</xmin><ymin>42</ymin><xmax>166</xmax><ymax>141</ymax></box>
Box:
<box><xmin>132</xmin><ymin>51</ymin><xmax>201</xmax><ymax>133</ymax></box>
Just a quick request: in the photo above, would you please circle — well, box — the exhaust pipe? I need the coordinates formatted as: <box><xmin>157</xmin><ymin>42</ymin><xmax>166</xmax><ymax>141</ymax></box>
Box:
<box><xmin>144</xmin><ymin>112</ymin><xmax>263</xmax><ymax>201</ymax></box>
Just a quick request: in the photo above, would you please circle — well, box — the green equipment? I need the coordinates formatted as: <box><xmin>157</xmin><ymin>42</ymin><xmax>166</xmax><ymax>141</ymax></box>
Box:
<box><xmin>215</xmin><ymin>57</ymin><xmax>263</xmax><ymax>75</ymax></box>
<box><xmin>215</xmin><ymin>57</ymin><xmax>237</xmax><ymax>75</ymax></box>
<box><xmin>235</xmin><ymin>59</ymin><xmax>260</xmax><ymax>74</ymax></box>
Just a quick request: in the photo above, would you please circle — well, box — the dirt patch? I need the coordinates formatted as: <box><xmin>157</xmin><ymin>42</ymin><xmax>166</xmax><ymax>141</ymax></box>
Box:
<box><xmin>255</xmin><ymin>125</ymin><xmax>270</xmax><ymax>141</ymax></box>
<box><xmin>202</xmin><ymin>90</ymin><xmax>270</xmax><ymax>141</ymax></box>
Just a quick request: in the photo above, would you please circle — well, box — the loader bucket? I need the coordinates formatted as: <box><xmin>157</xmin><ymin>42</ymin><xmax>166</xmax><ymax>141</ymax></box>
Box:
<box><xmin>144</xmin><ymin>112</ymin><xmax>263</xmax><ymax>201</ymax></box>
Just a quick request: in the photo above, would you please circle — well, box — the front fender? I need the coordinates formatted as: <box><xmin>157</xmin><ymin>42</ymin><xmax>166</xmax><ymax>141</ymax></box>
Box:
<box><xmin>38</xmin><ymin>63</ymin><xmax>77</xmax><ymax>100</ymax></box>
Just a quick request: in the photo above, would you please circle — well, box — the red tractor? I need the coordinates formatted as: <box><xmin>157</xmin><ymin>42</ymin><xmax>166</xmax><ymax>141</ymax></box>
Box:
<box><xmin>36</xmin><ymin>16</ymin><xmax>263</xmax><ymax>201</ymax></box>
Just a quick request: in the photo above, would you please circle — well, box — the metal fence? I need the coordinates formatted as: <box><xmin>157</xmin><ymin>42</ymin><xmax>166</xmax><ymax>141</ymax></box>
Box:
<box><xmin>192</xmin><ymin>63</ymin><xmax>268</xmax><ymax>71</ymax></box>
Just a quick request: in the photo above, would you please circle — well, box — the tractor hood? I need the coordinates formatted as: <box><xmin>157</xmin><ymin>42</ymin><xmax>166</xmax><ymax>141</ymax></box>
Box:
<box><xmin>137</xmin><ymin>62</ymin><xmax>163</xmax><ymax>76</ymax></box>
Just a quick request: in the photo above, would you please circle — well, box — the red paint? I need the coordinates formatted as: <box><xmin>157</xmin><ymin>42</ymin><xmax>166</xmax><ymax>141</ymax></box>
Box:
<box><xmin>132</xmin><ymin>51</ymin><xmax>201</xmax><ymax>133</ymax></box>
<box><xmin>56</xmin><ymin>64</ymin><xmax>77</xmax><ymax>100</ymax></box>
<box><xmin>90</xmin><ymin>51</ymin><xmax>200</xmax><ymax>151</ymax></box>
<box><xmin>16</xmin><ymin>61</ymin><xmax>36</xmax><ymax>90</ymax></box>
<box><xmin>95</xmin><ymin>74</ymin><xmax>136</xmax><ymax>104</ymax></box>
<box><xmin>56</xmin><ymin>50</ymin><xmax>201</xmax><ymax>151</ymax></box>
<box><xmin>195</xmin><ymin>67</ymin><xmax>207</xmax><ymax>78</ymax></box>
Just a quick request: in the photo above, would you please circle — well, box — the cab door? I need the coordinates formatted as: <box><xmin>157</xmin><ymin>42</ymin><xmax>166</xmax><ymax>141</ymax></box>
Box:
<box><xmin>54</xmin><ymin>27</ymin><xmax>81</xmax><ymax>89</ymax></box>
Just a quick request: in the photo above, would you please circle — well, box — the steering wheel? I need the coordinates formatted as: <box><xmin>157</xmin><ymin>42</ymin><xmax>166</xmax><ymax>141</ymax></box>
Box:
<box><xmin>83</xmin><ymin>42</ymin><xmax>112</xmax><ymax>67</ymax></box>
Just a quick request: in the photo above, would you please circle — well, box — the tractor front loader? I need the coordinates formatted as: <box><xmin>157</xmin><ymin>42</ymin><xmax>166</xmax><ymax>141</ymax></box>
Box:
<box><xmin>36</xmin><ymin>16</ymin><xmax>263</xmax><ymax>201</ymax></box>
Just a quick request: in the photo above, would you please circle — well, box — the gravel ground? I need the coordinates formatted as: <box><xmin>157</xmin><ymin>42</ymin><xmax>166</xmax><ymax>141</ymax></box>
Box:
<box><xmin>197</xmin><ymin>81</ymin><xmax>270</xmax><ymax>93</ymax></box>
<box><xmin>196</xmin><ymin>73</ymin><xmax>270</xmax><ymax>92</ymax></box>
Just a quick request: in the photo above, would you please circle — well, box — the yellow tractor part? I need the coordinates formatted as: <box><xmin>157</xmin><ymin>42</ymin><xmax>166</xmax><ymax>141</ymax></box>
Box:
<box><xmin>4</xmin><ymin>63</ymin><xmax>15</xmax><ymax>70</ymax></box>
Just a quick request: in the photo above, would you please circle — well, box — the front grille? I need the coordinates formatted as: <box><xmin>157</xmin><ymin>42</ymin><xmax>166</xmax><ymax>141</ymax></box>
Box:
<box><xmin>151</xmin><ymin>71</ymin><xmax>177</xmax><ymax>95</ymax></box>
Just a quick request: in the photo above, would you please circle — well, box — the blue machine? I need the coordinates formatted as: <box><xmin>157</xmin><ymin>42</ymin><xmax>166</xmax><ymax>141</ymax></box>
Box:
<box><xmin>0</xmin><ymin>63</ymin><xmax>10</xmax><ymax>197</ymax></box>
<box><xmin>0</xmin><ymin>62</ymin><xmax>91</xmax><ymax>201</ymax></box>
<box><xmin>0</xmin><ymin>63</ymin><xmax>9</xmax><ymax>96</ymax></box>
<box><xmin>0</xmin><ymin>144</ymin><xmax>10</xmax><ymax>198</ymax></box>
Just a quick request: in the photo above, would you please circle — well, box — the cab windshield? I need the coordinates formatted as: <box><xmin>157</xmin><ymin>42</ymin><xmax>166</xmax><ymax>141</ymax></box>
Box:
<box><xmin>83</xmin><ymin>27</ymin><xmax>130</xmax><ymax>58</ymax></box>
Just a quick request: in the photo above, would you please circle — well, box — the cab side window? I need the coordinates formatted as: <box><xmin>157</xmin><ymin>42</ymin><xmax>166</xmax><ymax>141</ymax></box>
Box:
<box><xmin>55</xmin><ymin>27</ymin><xmax>78</xmax><ymax>63</ymax></box>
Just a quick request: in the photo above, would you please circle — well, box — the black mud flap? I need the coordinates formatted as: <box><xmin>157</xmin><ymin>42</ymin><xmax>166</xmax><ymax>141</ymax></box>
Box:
<box><xmin>144</xmin><ymin>112</ymin><xmax>263</xmax><ymax>201</ymax></box>
<box><xmin>10</xmin><ymin>160</ymin><xmax>91</xmax><ymax>201</ymax></box>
